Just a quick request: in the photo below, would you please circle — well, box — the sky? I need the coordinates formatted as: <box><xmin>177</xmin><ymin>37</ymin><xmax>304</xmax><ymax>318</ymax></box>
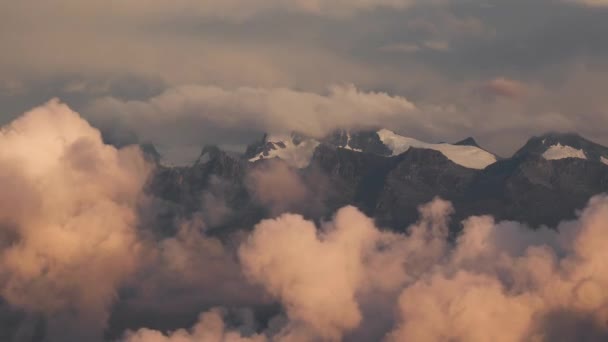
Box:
<box><xmin>1</xmin><ymin>0</ymin><xmax>608</xmax><ymax>163</ymax></box>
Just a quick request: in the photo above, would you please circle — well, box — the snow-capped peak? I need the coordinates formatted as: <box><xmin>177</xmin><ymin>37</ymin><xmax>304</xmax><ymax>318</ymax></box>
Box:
<box><xmin>514</xmin><ymin>132</ymin><xmax>608</xmax><ymax>165</ymax></box>
<box><xmin>342</xmin><ymin>132</ymin><xmax>363</xmax><ymax>152</ymax></box>
<box><xmin>246</xmin><ymin>129</ymin><xmax>498</xmax><ymax>169</ymax></box>
<box><xmin>377</xmin><ymin>129</ymin><xmax>497</xmax><ymax>169</ymax></box>
<box><xmin>248</xmin><ymin>134</ymin><xmax>320</xmax><ymax>168</ymax></box>
<box><xmin>542</xmin><ymin>143</ymin><xmax>587</xmax><ymax>161</ymax></box>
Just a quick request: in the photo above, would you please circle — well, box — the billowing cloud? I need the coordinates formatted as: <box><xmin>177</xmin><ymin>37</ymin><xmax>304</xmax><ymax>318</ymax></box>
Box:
<box><xmin>123</xmin><ymin>308</ymin><xmax>266</xmax><ymax>342</ymax></box>
<box><xmin>238</xmin><ymin>207</ymin><xmax>376</xmax><ymax>340</ymax></box>
<box><xmin>0</xmin><ymin>99</ymin><xmax>150</xmax><ymax>340</ymax></box>
<box><xmin>121</xmin><ymin>198</ymin><xmax>452</xmax><ymax>341</ymax></box>
<box><xmin>89</xmin><ymin>84</ymin><xmax>417</xmax><ymax>147</ymax></box>
<box><xmin>124</xmin><ymin>195</ymin><xmax>608</xmax><ymax>341</ymax></box>
<box><xmin>388</xmin><ymin>196</ymin><xmax>608</xmax><ymax>341</ymax></box>
<box><xmin>236</xmin><ymin>199</ymin><xmax>453</xmax><ymax>341</ymax></box>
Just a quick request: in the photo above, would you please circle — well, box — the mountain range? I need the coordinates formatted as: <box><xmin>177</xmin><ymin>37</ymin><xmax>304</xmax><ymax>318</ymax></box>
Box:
<box><xmin>142</xmin><ymin>129</ymin><xmax>608</xmax><ymax>236</ymax></box>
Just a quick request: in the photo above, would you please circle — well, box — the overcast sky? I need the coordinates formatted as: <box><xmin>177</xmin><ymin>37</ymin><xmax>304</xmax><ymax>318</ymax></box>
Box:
<box><xmin>1</xmin><ymin>0</ymin><xmax>608</xmax><ymax>162</ymax></box>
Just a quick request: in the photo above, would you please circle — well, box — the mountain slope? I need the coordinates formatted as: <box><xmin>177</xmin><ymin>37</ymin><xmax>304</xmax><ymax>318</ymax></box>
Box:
<box><xmin>246</xmin><ymin>133</ymin><xmax>320</xmax><ymax>168</ymax></box>
<box><xmin>377</xmin><ymin>129</ymin><xmax>497</xmax><ymax>169</ymax></box>
<box><xmin>144</xmin><ymin>131</ymin><xmax>608</xmax><ymax>233</ymax></box>
<box><xmin>514</xmin><ymin>132</ymin><xmax>608</xmax><ymax>163</ymax></box>
<box><xmin>245</xmin><ymin>129</ymin><xmax>497</xmax><ymax>170</ymax></box>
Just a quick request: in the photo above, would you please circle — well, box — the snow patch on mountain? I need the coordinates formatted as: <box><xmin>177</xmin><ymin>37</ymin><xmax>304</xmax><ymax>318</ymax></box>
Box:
<box><xmin>342</xmin><ymin>132</ymin><xmax>363</xmax><ymax>152</ymax></box>
<box><xmin>542</xmin><ymin>144</ymin><xmax>587</xmax><ymax>161</ymax></box>
<box><xmin>377</xmin><ymin>129</ymin><xmax>497</xmax><ymax>169</ymax></box>
<box><xmin>249</xmin><ymin>135</ymin><xmax>320</xmax><ymax>168</ymax></box>
<box><xmin>601</xmin><ymin>156</ymin><xmax>608</xmax><ymax>166</ymax></box>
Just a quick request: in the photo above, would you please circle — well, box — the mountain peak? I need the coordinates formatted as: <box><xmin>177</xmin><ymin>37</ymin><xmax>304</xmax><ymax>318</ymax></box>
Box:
<box><xmin>246</xmin><ymin>133</ymin><xmax>320</xmax><ymax>168</ymax></box>
<box><xmin>454</xmin><ymin>137</ymin><xmax>480</xmax><ymax>148</ymax></box>
<box><xmin>139</xmin><ymin>143</ymin><xmax>161</xmax><ymax>164</ymax></box>
<box><xmin>536</xmin><ymin>131</ymin><xmax>586</xmax><ymax>146</ymax></box>
<box><xmin>514</xmin><ymin>132</ymin><xmax>608</xmax><ymax>163</ymax></box>
<box><xmin>195</xmin><ymin>145</ymin><xmax>223</xmax><ymax>165</ymax></box>
<box><xmin>323</xmin><ymin>129</ymin><xmax>392</xmax><ymax>156</ymax></box>
<box><xmin>241</xmin><ymin>128</ymin><xmax>499</xmax><ymax>169</ymax></box>
<box><xmin>376</xmin><ymin>130</ymin><xmax>497</xmax><ymax>169</ymax></box>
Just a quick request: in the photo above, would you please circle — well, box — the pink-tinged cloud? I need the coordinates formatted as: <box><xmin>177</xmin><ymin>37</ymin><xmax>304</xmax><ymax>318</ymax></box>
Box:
<box><xmin>0</xmin><ymin>99</ymin><xmax>150</xmax><ymax>339</ymax></box>
<box><xmin>482</xmin><ymin>77</ymin><xmax>527</xmax><ymax>99</ymax></box>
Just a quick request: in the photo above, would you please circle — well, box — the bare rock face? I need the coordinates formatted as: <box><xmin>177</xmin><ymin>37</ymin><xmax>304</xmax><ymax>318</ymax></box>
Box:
<box><xmin>144</xmin><ymin>130</ymin><xmax>608</xmax><ymax>236</ymax></box>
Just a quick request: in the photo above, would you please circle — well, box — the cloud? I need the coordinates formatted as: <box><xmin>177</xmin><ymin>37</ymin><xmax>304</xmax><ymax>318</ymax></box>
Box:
<box><xmin>0</xmin><ymin>99</ymin><xmax>150</xmax><ymax>340</ymax></box>
<box><xmin>237</xmin><ymin>199</ymin><xmax>454</xmax><ymax>341</ymax></box>
<box><xmin>246</xmin><ymin>160</ymin><xmax>310</xmax><ymax>215</ymax></box>
<box><xmin>123</xmin><ymin>308</ymin><xmax>266</xmax><ymax>342</ymax></box>
<box><xmin>388</xmin><ymin>196</ymin><xmax>608</xmax><ymax>341</ymax></box>
<box><xmin>123</xmin><ymin>198</ymin><xmax>454</xmax><ymax>341</ymax></box>
<box><xmin>482</xmin><ymin>77</ymin><xmax>528</xmax><ymax>99</ymax></box>
<box><xmin>124</xmin><ymin>194</ymin><xmax>608</xmax><ymax>341</ymax></box>
<box><xmin>88</xmin><ymin>84</ymin><xmax>417</xmax><ymax>146</ymax></box>
<box><xmin>238</xmin><ymin>207</ymin><xmax>375</xmax><ymax>340</ymax></box>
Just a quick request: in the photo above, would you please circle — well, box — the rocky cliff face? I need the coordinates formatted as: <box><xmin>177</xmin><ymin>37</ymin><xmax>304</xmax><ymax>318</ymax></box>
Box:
<box><xmin>144</xmin><ymin>130</ymin><xmax>608</xmax><ymax>236</ymax></box>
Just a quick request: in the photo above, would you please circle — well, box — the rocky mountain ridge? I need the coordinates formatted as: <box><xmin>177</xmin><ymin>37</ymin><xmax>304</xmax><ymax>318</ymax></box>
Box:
<box><xmin>143</xmin><ymin>130</ymin><xmax>608</xmax><ymax>235</ymax></box>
